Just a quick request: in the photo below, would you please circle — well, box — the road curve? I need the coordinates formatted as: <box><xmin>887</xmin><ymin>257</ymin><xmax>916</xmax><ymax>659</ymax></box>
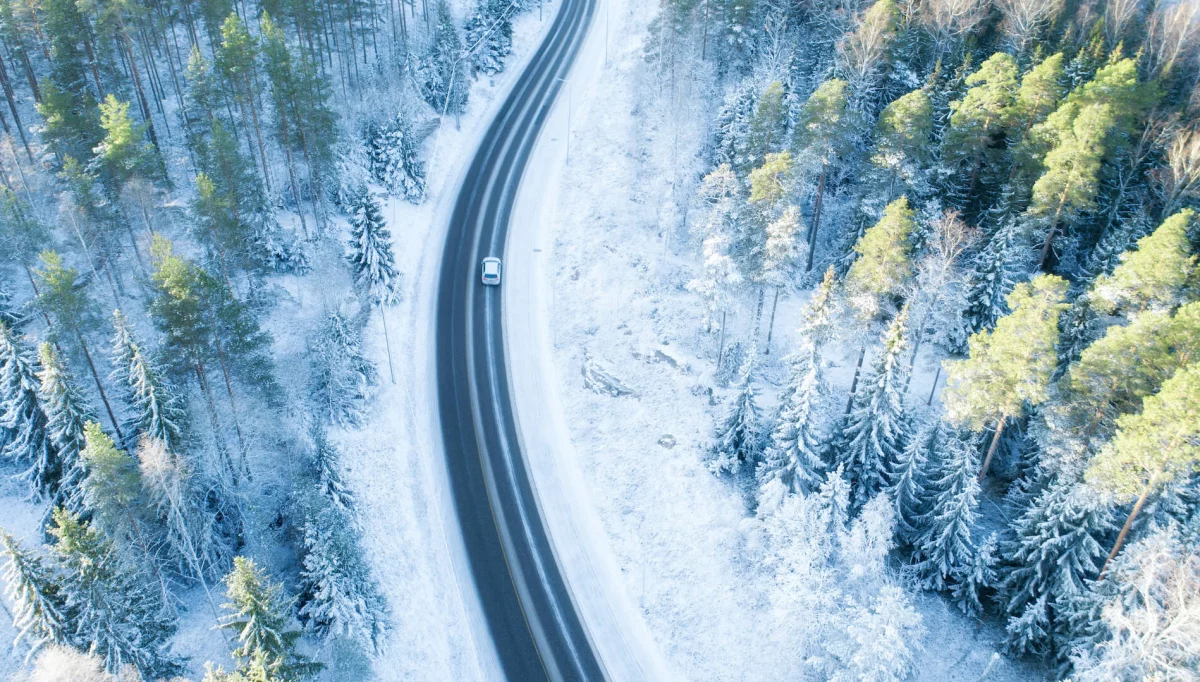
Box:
<box><xmin>434</xmin><ymin>2</ymin><xmax>603</xmax><ymax>681</ymax></box>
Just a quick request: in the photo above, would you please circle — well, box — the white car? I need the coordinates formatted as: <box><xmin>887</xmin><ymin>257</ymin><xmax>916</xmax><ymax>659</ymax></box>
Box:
<box><xmin>481</xmin><ymin>257</ymin><xmax>502</xmax><ymax>286</ymax></box>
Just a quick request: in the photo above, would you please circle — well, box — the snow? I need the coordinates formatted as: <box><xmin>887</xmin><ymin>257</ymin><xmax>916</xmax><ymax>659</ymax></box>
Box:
<box><xmin>504</xmin><ymin>1</ymin><xmax>1045</xmax><ymax>680</ymax></box>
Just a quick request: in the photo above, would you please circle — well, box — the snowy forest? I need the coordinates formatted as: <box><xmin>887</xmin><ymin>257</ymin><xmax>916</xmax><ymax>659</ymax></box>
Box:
<box><xmin>647</xmin><ymin>0</ymin><xmax>1200</xmax><ymax>679</ymax></box>
<box><xmin>0</xmin><ymin>0</ymin><xmax>531</xmax><ymax>678</ymax></box>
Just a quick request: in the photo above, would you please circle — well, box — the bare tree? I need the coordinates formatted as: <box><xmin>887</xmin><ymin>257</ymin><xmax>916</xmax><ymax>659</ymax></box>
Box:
<box><xmin>995</xmin><ymin>0</ymin><xmax>1065</xmax><ymax>54</ymax></box>
<box><xmin>922</xmin><ymin>0</ymin><xmax>990</xmax><ymax>57</ymax></box>
<box><xmin>1158</xmin><ymin>124</ymin><xmax>1200</xmax><ymax>215</ymax></box>
<box><xmin>1144</xmin><ymin>0</ymin><xmax>1200</xmax><ymax>79</ymax></box>
<box><xmin>839</xmin><ymin>0</ymin><xmax>900</xmax><ymax>104</ymax></box>
<box><xmin>1104</xmin><ymin>0</ymin><xmax>1147</xmax><ymax>47</ymax></box>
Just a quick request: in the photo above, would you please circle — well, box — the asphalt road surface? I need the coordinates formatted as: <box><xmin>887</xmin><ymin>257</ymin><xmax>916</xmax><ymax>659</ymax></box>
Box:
<box><xmin>434</xmin><ymin>1</ymin><xmax>603</xmax><ymax>681</ymax></box>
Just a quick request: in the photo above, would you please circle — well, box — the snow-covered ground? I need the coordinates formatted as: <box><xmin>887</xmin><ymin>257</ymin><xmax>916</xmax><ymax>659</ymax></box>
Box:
<box><xmin>507</xmin><ymin>1</ymin><xmax>1045</xmax><ymax>680</ymax></box>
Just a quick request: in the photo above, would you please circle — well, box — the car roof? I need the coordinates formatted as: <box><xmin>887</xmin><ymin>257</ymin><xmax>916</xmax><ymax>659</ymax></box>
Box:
<box><xmin>483</xmin><ymin>256</ymin><xmax>501</xmax><ymax>263</ymax></box>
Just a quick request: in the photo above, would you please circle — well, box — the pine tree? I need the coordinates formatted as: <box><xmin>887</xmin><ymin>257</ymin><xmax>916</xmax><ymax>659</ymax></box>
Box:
<box><xmin>464</xmin><ymin>0</ymin><xmax>513</xmax><ymax>76</ymax></box>
<box><xmin>870</xmin><ymin>87</ymin><xmax>933</xmax><ymax>202</ymax></box>
<box><xmin>710</xmin><ymin>351</ymin><xmax>763</xmax><ymax>477</ymax></box>
<box><xmin>792</xmin><ymin>79</ymin><xmax>856</xmax><ymax>271</ymax></box>
<box><xmin>1001</xmin><ymin>478</ymin><xmax>1114</xmax><ymax>656</ymax></box>
<box><xmin>746</xmin><ymin>81</ymin><xmax>787</xmax><ymax>168</ymax></box>
<box><xmin>943</xmin><ymin>52</ymin><xmax>1019</xmax><ymax>199</ymax></box>
<box><xmin>297</xmin><ymin>503</ymin><xmax>388</xmax><ymax>652</ymax></box>
<box><xmin>833</xmin><ymin>307</ymin><xmax>911</xmax><ymax>508</ymax></box>
<box><xmin>0</xmin><ymin>531</ymin><xmax>69</xmax><ymax>660</ymax></box>
<box><xmin>110</xmin><ymin>310</ymin><xmax>187</xmax><ymax>452</ymax></box>
<box><xmin>347</xmin><ymin>189</ymin><xmax>401</xmax><ymax>305</ymax></box>
<box><xmin>912</xmin><ymin>429</ymin><xmax>981</xmax><ymax>591</ymax></box>
<box><xmin>1087</xmin><ymin>363</ymin><xmax>1200</xmax><ymax>577</ymax></box>
<box><xmin>0</xmin><ymin>323</ymin><xmax>58</xmax><ymax>499</ymax></box>
<box><xmin>89</xmin><ymin>94</ymin><xmax>156</xmax><ymax>198</ymax></box>
<box><xmin>37</xmin><ymin>343</ymin><xmax>94</xmax><ymax>514</ymax></box>
<box><xmin>217</xmin><ymin>556</ymin><xmax>323</xmax><ymax>681</ymax></box>
<box><xmin>845</xmin><ymin>196</ymin><xmax>916</xmax><ymax>321</ymax></box>
<box><xmin>423</xmin><ymin>1</ymin><xmax>469</xmax><ymax>122</ymax></box>
<box><xmin>1030</xmin><ymin>103</ymin><xmax>1115</xmax><ymax>265</ymax></box>
<box><xmin>1092</xmin><ymin>209</ymin><xmax>1196</xmax><ymax>315</ymax></box>
<box><xmin>49</xmin><ymin>507</ymin><xmax>180</xmax><ymax>677</ymax></box>
<box><xmin>944</xmin><ymin>274</ymin><xmax>1067</xmax><ymax>481</ymax></box>
<box><xmin>1010</xmin><ymin>53</ymin><xmax>1066</xmax><ymax>136</ymax></box>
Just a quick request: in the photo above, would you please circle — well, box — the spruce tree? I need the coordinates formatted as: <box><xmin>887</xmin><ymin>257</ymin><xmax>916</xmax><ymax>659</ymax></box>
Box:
<box><xmin>49</xmin><ymin>507</ymin><xmax>180</xmax><ymax>677</ymax></box>
<box><xmin>218</xmin><ymin>556</ymin><xmax>323</xmax><ymax>681</ymax></box>
<box><xmin>711</xmin><ymin>81</ymin><xmax>757</xmax><ymax>172</ymax></box>
<box><xmin>297</xmin><ymin>503</ymin><xmax>389</xmax><ymax>652</ymax></box>
<box><xmin>347</xmin><ymin>189</ymin><xmax>401</xmax><ymax>305</ymax></box>
<box><xmin>833</xmin><ymin>307</ymin><xmax>911</xmax><ymax>508</ymax></box>
<box><xmin>912</xmin><ymin>429</ymin><xmax>982</xmax><ymax>592</ymax></box>
<box><xmin>364</xmin><ymin>114</ymin><xmax>427</xmax><ymax>203</ymax></box>
<box><xmin>0</xmin><ymin>322</ymin><xmax>58</xmax><ymax>499</ymax></box>
<box><xmin>423</xmin><ymin>1</ymin><xmax>469</xmax><ymax>123</ymax></box>
<box><xmin>1001</xmin><ymin>478</ymin><xmax>1114</xmax><ymax>656</ymax></box>
<box><xmin>37</xmin><ymin>343</ymin><xmax>94</xmax><ymax>513</ymax></box>
<box><xmin>759</xmin><ymin>347</ymin><xmax>826</xmax><ymax>493</ymax></box>
<box><xmin>710</xmin><ymin>351</ymin><xmax>763</xmax><ymax>477</ymax></box>
<box><xmin>310</xmin><ymin>424</ymin><xmax>355</xmax><ymax>514</ymax></box>
<box><xmin>952</xmin><ymin>533</ymin><xmax>998</xmax><ymax>618</ymax></box>
<box><xmin>0</xmin><ymin>531</ymin><xmax>69</xmax><ymax>660</ymax></box>
<box><xmin>310</xmin><ymin>309</ymin><xmax>377</xmax><ymax>428</ymax></box>
<box><xmin>110</xmin><ymin>310</ymin><xmax>187</xmax><ymax>452</ymax></box>
<box><xmin>944</xmin><ymin>274</ymin><xmax>1067</xmax><ymax>480</ymax></box>
<box><xmin>889</xmin><ymin>418</ymin><xmax>936</xmax><ymax>546</ymax></box>
<box><xmin>464</xmin><ymin>0</ymin><xmax>513</xmax><ymax>76</ymax></box>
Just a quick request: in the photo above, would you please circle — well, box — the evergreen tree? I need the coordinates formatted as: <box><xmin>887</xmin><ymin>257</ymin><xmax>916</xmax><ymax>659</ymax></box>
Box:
<box><xmin>745</xmin><ymin>81</ymin><xmax>787</xmax><ymax>168</ymax></box>
<box><xmin>833</xmin><ymin>307</ymin><xmax>911</xmax><ymax>508</ymax></box>
<box><xmin>1010</xmin><ymin>53</ymin><xmax>1066</xmax><ymax>136</ymax></box>
<box><xmin>1030</xmin><ymin>103</ymin><xmax>1115</xmax><ymax>266</ymax></box>
<box><xmin>310</xmin><ymin>424</ymin><xmax>355</xmax><ymax>514</ymax></box>
<box><xmin>110</xmin><ymin>310</ymin><xmax>187</xmax><ymax>452</ymax></box>
<box><xmin>364</xmin><ymin>114</ymin><xmax>427</xmax><ymax>202</ymax></box>
<box><xmin>423</xmin><ymin>1</ymin><xmax>469</xmax><ymax>122</ymax></box>
<box><xmin>845</xmin><ymin>196</ymin><xmax>916</xmax><ymax>320</ymax></box>
<box><xmin>0</xmin><ymin>531</ymin><xmax>69</xmax><ymax>660</ymax></box>
<box><xmin>711</xmin><ymin>80</ymin><xmax>757</xmax><ymax>171</ymax></box>
<box><xmin>943</xmin><ymin>52</ymin><xmax>1019</xmax><ymax>200</ymax></box>
<box><xmin>463</xmin><ymin>0</ymin><xmax>514</xmax><ymax>76</ymax></box>
<box><xmin>1087</xmin><ymin>363</ymin><xmax>1200</xmax><ymax>576</ymax></box>
<box><xmin>759</xmin><ymin>346</ymin><xmax>826</xmax><ymax>492</ymax></box>
<box><xmin>791</xmin><ymin>79</ymin><xmax>856</xmax><ymax>271</ymax></box>
<box><xmin>347</xmin><ymin>189</ymin><xmax>401</xmax><ymax>305</ymax></box>
<box><xmin>0</xmin><ymin>323</ymin><xmax>58</xmax><ymax>499</ymax></box>
<box><xmin>710</xmin><ymin>351</ymin><xmax>763</xmax><ymax>477</ymax></box>
<box><xmin>943</xmin><ymin>274</ymin><xmax>1067</xmax><ymax>480</ymax></box>
<box><xmin>49</xmin><ymin>507</ymin><xmax>180</xmax><ymax>677</ymax></box>
<box><xmin>952</xmin><ymin>533</ymin><xmax>997</xmax><ymax>618</ymax></box>
<box><xmin>217</xmin><ymin>556</ymin><xmax>323</xmax><ymax>681</ymax></box>
<box><xmin>1092</xmin><ymin>209</ymin><xmax>1196</xmax><ymax>315</ymax></box>
<box><xmin>297</xmin><ymin>503</ymin><xmax>388</xmax><ymax>652</ymax></box>
<box><xmin>912</xmin><ymin>429</ymin><xmax>981</xmax><ymax>591</ymax></box>
<box><xmin>889</xmin><ymin>418</ymin><xmax>936</xmax><ymax>546</ymax></box>
<box><xmin>1001</xmin><ymin>478</ymin><xmax>1114</xmax><ymax>656</ymax></box>
<box><xmin>89</xmin><ymin>94</ymin><xmax>156</xmax><ymax>198</ymax></box>
<box><xmin>310</xmin><ymin>309</ymin><xmax>377</xmax><ymax>428</ymax></box>
<box><xmin>36</xmin><ymin>343</ymin><xmax>94</xmax><ymax>513</ymax></box>
<box><xmin>870</xmin><ymin>87</ymin><xmax>933</xmax><ymax>202</ymax></box>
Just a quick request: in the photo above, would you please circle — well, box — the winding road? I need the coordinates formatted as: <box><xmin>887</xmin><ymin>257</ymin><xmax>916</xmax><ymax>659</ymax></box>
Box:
<box><xmin>434</xmin><ymin>1</ymin><xmax>603</xmax><ymax>680</ymax></box>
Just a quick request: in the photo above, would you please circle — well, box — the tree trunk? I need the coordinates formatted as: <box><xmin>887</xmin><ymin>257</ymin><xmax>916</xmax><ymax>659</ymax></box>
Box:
<box><xmin>194</xmin><ymin>363</ymin><xmax>238</xmax><ymax>486</ymax></box>
<box><xmin>926</xmin><ymin>364</ymin><xmax>941</xmax><ymax>406</ymax></box>
<box><xmin>211</xmin><ymin>336</ymin><xmax>250</xmax><ymax>480</ymax></box>
<box><xmin>805</xmin><ymin>164</ymin><xmax>827</xmax><ymax>272</ymax></box>
<box><xmin>275</xmin><ymin>105</ymin><xmax>309</xmax><ymax>239</ymax></box>
<box><xmin>1037</xmin><ymin>195</ymin><xmax>1067</xmax><ymax>268</ymax></box>
<box><xmin>844</xmin><ymin>343</ymin><xmax>867</xmax><ymax>415</ymax></box>
<box><xmin>700</xmin><ymin>0</ymin><xmax>710</xmax><ymax>59</ymax></box>
<box><xmin>977</xmin><ymin>413</ymin><xmax>1006</xmax><ymax>482</ymax></box>
<box><xmin>764</xmin><ymin>288</ymin><xmax>781</xmax><ymax>355</ymax></box>
<box><xmin>242</xmin><ymin>75</ymin><xmax>272</xmax><ymax>194</ymax></box>
<box><xmin>1099</xmin><ymin>480</ymin><xmax>1153</xmax><ymax>579</ymax></box>
<box><xmin>716</xmin><ymin>310</ymin><xmax>727</xmax><ymax>367</ymax></box>
<box><xmin>752</xmin><ymin>286</ymin><xmax>765</xmax><ymax>341</ymax></box>
<box><xmin>0</xmin><ymin>57</ymin><xmax>32</xmax><ymax>162</ymax></box>
<box><xmin>76</xmin><ymin>332</ymin><xmax>124</xmax><ymax>442</ymax></box>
